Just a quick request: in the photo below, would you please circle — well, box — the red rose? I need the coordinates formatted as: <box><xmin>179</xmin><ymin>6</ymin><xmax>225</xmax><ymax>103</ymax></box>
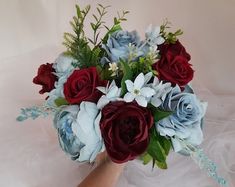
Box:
<box><xmin>100</xmin><ymin>101</ymin><xmax>153</xmax><ymax>163</ymax></box>
<box><xmin>64</xmin><ymin>67</ymin><xmax>107</xmax><ymax>104</ymax></box>
<box><xmin>33</xmin><ymin>63</ymin><xmax>57</xmax><ymax>94</ymax></box>
<box><xmin>153</xmin><ymin>40</ymin><xmax>194</xmax><ymax>87</ymax></box>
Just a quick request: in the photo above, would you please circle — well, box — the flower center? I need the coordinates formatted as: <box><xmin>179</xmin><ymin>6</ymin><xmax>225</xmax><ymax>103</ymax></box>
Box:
<box><xmin>134</xmin><ymin>89</ymin><xmax>140</xmax><ymax>95</ymax></box>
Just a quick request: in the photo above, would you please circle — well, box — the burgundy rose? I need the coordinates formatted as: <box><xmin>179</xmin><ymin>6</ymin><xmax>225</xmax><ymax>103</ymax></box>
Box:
<box><xmin>153</xmin><ymin>40</ymin><xmax>194</xmax><ymax>87</ymax></box>
<box><xmin>33</xmin><ymin>63</ymin><xmax>57</xmax><ymax>94</ymax></box>
<box><xmin>100</xmin><ymin>101</ymin><xmax>153</xmax><ymax>163</ymax></box>
<box><xmin>64</xmin><ymin>67</ymin><xmax>107</xmax><ymax>104</ymax></box>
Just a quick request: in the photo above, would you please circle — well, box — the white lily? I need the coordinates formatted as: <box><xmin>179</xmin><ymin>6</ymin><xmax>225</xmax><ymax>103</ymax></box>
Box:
<box><xmin>150</xmin><ymin>77</ymin><xmax>172</xmax><ymax>107</ymax></box>
<box><xmin>124</xmin><ymin>73</ymin><xmax>155</xmax><ymax>107</ymax></box>
<box><xmin>96</xmin><ymin>81</ymin><xmax>121</xmax><ymax>109</ymax></box>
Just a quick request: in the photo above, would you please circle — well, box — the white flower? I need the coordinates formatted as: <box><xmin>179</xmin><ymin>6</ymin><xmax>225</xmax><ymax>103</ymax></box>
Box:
<box><xmin>145</xmin><ymin>24</ymin><xmax>165</xmax><ymax>46</ymax></box>
<box><xmin>150</xmin><ymin>77</ymin><xmax>172</xmax><ymax>107</ymax></box>
<box><xmin>124</xmin><ymin>73</ymin><xmax>155</xmax><ymax>107</ymax></box>
<box><xmin>53</xmin><ymin>54</ymin><xmax>77</xmax><ymax>77</ymax></box>
<box><xmin>108</xmin><ymin>63</ymin><xmax>119</xmax><ymax>76</ymax></box>
<box><xmin>54</xmin><ymin>102</ymin><xmax>104</xmax><ymax>163</ymax></box>
<box><xmin>96</xmin><ymin>81</ymin><xmax>121</xmax><ymax>109</ymax></box>
<box><xmin>71</xmin><ymin>102</ymin><xmax>104</xmax><ymax>162</ymax></box>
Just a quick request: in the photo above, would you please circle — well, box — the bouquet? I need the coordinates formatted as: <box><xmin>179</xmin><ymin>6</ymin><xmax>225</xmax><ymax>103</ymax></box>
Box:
<box><xmin>17</xmin><ymin>4</ymin><xmax>227</xmax><ymax>186</ymax></box>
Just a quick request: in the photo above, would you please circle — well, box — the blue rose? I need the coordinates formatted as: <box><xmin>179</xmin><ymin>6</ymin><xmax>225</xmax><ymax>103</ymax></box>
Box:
<box><xmin>156</xmin><ymin>85</ymin><xmax>207</xmax><ymax>152</ymax></box>
<box><xmin>102</xmin><ymin>30</ymin><xmax>141</xmax><ymax>62</ymax></box>
<box><xmin>54</xmin><ymin>102</ymin><xmax>104</xmax><ymax>162</ymax></box>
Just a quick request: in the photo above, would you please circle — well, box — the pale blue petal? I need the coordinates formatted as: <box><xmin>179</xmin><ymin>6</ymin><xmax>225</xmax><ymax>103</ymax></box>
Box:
<box><xmin>97</xmin><ymin>96</ymin><xmax>110</xmax><ymax>109</ymax></box>
<box><xmin>140</xmin><ymin>87</ymin><xmax>155</xmax><ymax>97</ymax></box>
<box><xmin>124</xmin><ymin>92</ymin><xmax>135</xmax><ymax>102</ymax></box>
<box><xmin>135</xmin><ymin>95</ymin><xmax>147</xmax><ymax>107</ymax></box>
<box><xmin>125</xmin><ymin>80</ymin><xmax>134</xmax><ymax>92</ymax></box>
<box><xmin>134</xmin><ymin>73</ymin><xmax>145</xmax><ymax>90</ymax></box>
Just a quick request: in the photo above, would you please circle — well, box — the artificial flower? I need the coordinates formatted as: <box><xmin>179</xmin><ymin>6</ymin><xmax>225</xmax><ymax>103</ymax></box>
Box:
<box><xmin>156</xmin><ymin>85</ymin><xmax>207</xmax><ymax>152</ymax></box>
<box><xmin>150</xmin><ymin>77</ymin><xmax>172</xmax><ymax>107</ymax></box>
<box><xmin>124</xmin><ymin>73</ymin><xmax>155</xmax><ymax>107</ymax></box>
<box><xmin>53</xmin><ymin>54</ymin><xmax>77</xmax><ymax>77</ymax></box>
<box><xmin>96</xmin><ymin>81</ymin><xmax>121</xmax><ymax>109</ymax></box>
<box><xmin>145</xmin><ymin>24</ymin><xmax>165</xmax><ymax>46</ymax></box>
<box><xmin>108</xmin><ymin>62</ymin><xmax>119</xmax><ymax>76</ymax></box>
<box><xmin>64</xmin><ymin>67</ymin><xmax>107</xmax><ymax>104</ymax></box>
<box><xmin>54</xmin><ymin>102</ymin><xmax>104</xmax><ymax>162</ymax></box>
<box><xmin>153</xmin><ymin>40</ymin><xmax>194</xmax><ymax>87</ymax></box>
<box><xmin>33</xmin><ymin>63</ymin><xmax>57</xmax><ymax>94</ymax></box>
<box><xmin>100</xmin><ymin>101</ymin><xmax>153</xmax><ymax>163</ymax></box>
<box><xmin>102</xmin><ymin>30</ymin><xmax>140</xmax><ymax>62</ymax></box>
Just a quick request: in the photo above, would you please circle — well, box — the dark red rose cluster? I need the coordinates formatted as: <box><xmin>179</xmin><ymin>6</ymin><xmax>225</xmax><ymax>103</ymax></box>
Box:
<box><xmin>153</xmin><ymin>40</ymin><xmax>194</xmax><ymax>87</ymax></box>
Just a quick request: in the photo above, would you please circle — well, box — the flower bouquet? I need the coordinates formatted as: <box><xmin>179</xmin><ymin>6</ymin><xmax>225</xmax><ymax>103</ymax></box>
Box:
<box><xmin>17</xmin><ymin>4</ymin><xmax>227</xmax><ymax>186</ymax></box>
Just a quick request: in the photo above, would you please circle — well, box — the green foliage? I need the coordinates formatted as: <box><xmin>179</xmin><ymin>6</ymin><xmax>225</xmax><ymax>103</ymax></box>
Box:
<box><xmin>140</xmin><ymin>152</ymin><xmax>152</xmax><ymax>165</ymax></box>
<box><xmin>102</xmin><ymin>10</ymin><xmax>129</xmax><ymax>44</ymax></box>
<box><xmin>130</xmin><ymin>56</ymin><xmax>155</xmax><ymax>77</ymax></box>
<box><xmin>160</xmin><ymin>19</ymin><xmax>183</xmax><ymax>44</ymax></box>
<box><xmin>63</xmin><ymin>4</ymin><xmax>129</xmax><ymax>69</ymax></box>
<box><xmin>89</xmin><ymin>4</ymin><xmax>110</xmax><ymax>46</ymax></box>
<box><xmin>148</xmin><ymin>104</ymin><xmax>173</xmax><ymax>122</ymax></box>
<box><xmin>54</xmin><ymin>97</ymin><xmax>69</xmax><ymax>107</ymax></box>
<box><xmin>63</xmin><ymin>5</ymin><xmax>97</xmax><ymax>68</ymax></box>
<box><xmin>145</xmin><ymin>128</ymin><xmax>172</xmax><ymax>169</ymax></box>
<box><xmin>120</xmin><ymin>60</ymin><xmax>133</xmax><ymax>96</ymax></box>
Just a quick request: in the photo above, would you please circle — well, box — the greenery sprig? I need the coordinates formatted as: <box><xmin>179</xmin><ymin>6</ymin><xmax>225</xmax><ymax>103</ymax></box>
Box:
<box><xmin>160</xmin><ymin>19</ymin><xmax>183</xmax><ymax>44</ymax></box>
<box><xmin>63</xmin><ymin>4</ymin><xmax>129</xmax><ymax>69</ymax></box>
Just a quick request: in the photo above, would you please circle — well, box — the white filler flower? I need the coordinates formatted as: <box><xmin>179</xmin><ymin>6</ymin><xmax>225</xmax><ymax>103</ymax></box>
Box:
<box><xmin>145</xmin><ymin>24</ymin><xmax>165</xmax><ymax>46</ymax></box>
<box><xmin>96</xmin><ymin>81</ymin><xmax>121</xmax><ymax>109</ymax></box>
<box><xmin>124</xmin><ymin>73</ymin><xmax>155</xmax><ymax>107</ymax></box>
<box><xmin>108</xmin><ymin>62</ymin><xmax>119</xmax><ymax>76</ymax></box>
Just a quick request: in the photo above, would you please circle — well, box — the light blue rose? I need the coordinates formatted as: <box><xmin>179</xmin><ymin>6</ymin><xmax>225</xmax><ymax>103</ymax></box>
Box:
<box><xmin>102</xmin><ymin>30</ymin><xmax>141</xmax><ymax>62</ymax></box>
<box><xmin>54</xmin><ymin>102</ymin><xmax>104</xmax><ymax>162</ymax></box>
<box><xmin>53</xmin><ymin>54</ymin><xmax>76</xmax><ymax>77</ymax></box>
<box><xmin>156</xmin><ymin>85</ymin><xmax>207</xmax><ymax>152</ymax></box>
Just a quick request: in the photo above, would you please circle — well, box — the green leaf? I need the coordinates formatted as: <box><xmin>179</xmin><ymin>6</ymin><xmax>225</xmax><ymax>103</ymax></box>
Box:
<box><xmin>149</xmin><ymin>105</ymin><xmax>172</xmax><ymax>122</ymax></box>
<box><xmin>76</xmin><ymin>5</ymin><xmax>81</xmax><ymax>18</ymax></box>
<box><xmin>155</xmin><ymin>159</ymin><xmax>168</xmax><ymax>169</ymax></box>
<box><xmin>147</xmin><ymin>137</ymin><xmax>166</xmax><ymax>163</ymax></box>
<box><xmin>147</xmin><ymin>129</ymin><xmax>171</xmax><ymax>163</ymax></box>
<box><xmin>120</xmin><ymin>60</ymin><xmax>133</xmax><ymax>96</ymax></box>
<box><xmin>91</xmin><ymin>23</ymin><xmax>96</xmax><ymax>30</ymax></box>
<box><xmin>54</xmin><ymin>97</ymin><xmax>69</xmax><ymax>107</ymax></box>
<box><xmin>140</xmin><ymin>153</ymin><xmax>152</xmax><ymax>165</ymax></box>
<box><xmin>102</xmin><ymin>24</ymin><xmax>122</xmax><ymax>44</ymax></box>
<box><xmin>155</xmin><ymin>131</ymin><xmax>171</xmax><ymax>156</ymax></box>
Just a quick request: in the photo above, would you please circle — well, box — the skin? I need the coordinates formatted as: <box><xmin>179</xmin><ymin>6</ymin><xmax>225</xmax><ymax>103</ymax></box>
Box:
<box><xmin>78</xmin><ymin>152</ymin><xmax>126</xmax><ymax>187</ymax></box>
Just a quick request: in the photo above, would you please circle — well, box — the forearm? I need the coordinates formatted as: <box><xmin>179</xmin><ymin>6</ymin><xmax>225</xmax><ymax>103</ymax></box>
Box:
<box><xmin>78</xmin><ymin>159</ymin><xmax>125</xmax><ymax>187</ymax></box>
